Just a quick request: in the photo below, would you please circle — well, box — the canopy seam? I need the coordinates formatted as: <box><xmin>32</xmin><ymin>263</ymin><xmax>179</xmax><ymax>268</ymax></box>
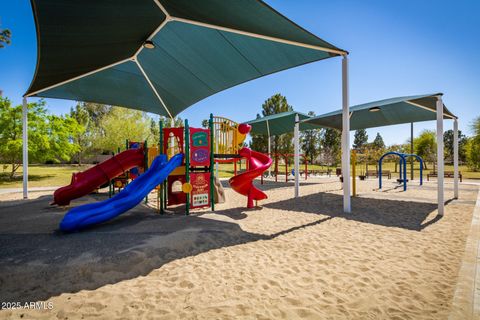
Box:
<box><xmin>134</xmin><ymin>58</ymin><xmax>174</xmax><ymax>119</ymax></box>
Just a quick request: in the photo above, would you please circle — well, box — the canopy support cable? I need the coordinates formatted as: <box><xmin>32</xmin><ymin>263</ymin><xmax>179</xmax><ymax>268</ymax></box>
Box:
<box><xmin>25</xmin><ymin>58</ymin><xmax>132</xmax><ymax>97</ymax></box>
<box><xmin>170</xmin><ymin>16</ymin><xmax>347</xmax><ymax>55</ymax></box>
<box><xmin>153</xmin><ymin>0</ymin><xmax>170</xmax><ymax>17</ymax></box>
<box><xmin>133</xmin><ymin>17</ymin><xmax>171</xmax><ymax>58</ymax></box>
<box><xmin>135</xmin><ymin>59</ymin><xmax>174</xmax><ymax>119</ymax></box>
<box><xmin>405</xmin><ymin>100</ymin><xmax>455</xmax><ymax>119</ymax></box>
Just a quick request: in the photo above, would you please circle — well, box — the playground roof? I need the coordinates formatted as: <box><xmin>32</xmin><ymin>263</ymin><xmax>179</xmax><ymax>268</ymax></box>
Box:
<box><xmin>245</xmin><ymin>111</ymin><xmax>319</xmax><ymax>136</ymax></box>
<box><xmin>302</xmin><ymin>93</ymin><xmax>456</xmax><ymax>130</ymax></box>
<box><xmin>25</xmin><ymin>0</ymin><xmax>346</xmax><ymax>118</ymax></box>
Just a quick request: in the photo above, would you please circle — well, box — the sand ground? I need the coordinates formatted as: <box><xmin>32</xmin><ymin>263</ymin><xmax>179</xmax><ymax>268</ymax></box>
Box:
<box><xmin>0</xmin><ymin>178</ymin><xmax>478</xmax><ymax>319</ymax></box>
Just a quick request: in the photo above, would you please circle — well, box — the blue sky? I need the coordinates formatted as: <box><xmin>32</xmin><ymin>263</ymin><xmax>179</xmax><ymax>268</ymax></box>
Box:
<box><xmin>1</xmin><ymin>0</ymin><xmax>479</xmax><ymax>145</ymax></box>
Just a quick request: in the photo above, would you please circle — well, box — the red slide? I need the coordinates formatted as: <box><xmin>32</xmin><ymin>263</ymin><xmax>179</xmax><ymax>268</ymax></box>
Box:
<box><xmin>229</xmin><ymin>147</ymin><xmax>273</xmax><ymax>208</ymax></box>
<box><xmin>52</xmin><ymin>148</ymin><xmax>144</xmax><ymax>206</ymax></box>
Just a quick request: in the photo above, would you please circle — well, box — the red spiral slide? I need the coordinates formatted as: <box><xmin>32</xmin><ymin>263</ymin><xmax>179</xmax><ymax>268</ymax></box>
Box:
<box><xmin>229</xmin><ymin>147</ymin><xmax>273</xmax><ymax>208</ymax></box>
<box><xmin>52</xmin><ymin>148</ymin><xmax>144</xmax><ymax>206</ymax></box>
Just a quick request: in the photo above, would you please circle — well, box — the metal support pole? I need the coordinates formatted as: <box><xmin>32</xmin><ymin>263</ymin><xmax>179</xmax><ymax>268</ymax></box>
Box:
<box><xmin>341</xmin><ymin>55</ymin><xmax>351</xmax><ymax>213</ymax></box>
<box><xmin>453</xmin><ymin>118</ymin><xmax>459</xmax><ymax>199</ymax></box>
<box><xmin>410</xmin><ymin>122</ymin><xmax>414</xmax><ymax>180</ymax></box>
<box><xmin>209</xmin><ymin>114</ymin><xmax>215</xmax><ymax>211</ymax></box>
<box><xmin>185</xmin><ymin>120</ymin><xmax>190</xmax><ymax>215</ymax></box>
<box><xmin>144</xmin><ymin>140</ymin><xmax>148</xmax><ymax>204</ymax></box>
<box><xmin>294</xmin><ymin>114</ymin><xmax>300</xmax><ymax>198</ymax></box>
<box><xmin>436</xmin><ymin>96</ymin><xmax>445</xmax><ymax>216</ymax></box>
<box><xmin>266</xmin><ymin>119</ymin><xmax>271</xmax><ymax>178</ymax></box>
<box><xmin>22</xmin><ymin>97</ymin><xmax>28</xmax><ymax>199</ymax></box>
<box><xmin>159</xmin><ymin>120</ymin><xmax>164</xmax><ymax>214</ymax></box>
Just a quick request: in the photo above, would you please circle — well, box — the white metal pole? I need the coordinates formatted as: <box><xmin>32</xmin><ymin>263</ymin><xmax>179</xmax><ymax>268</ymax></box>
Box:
<box><xmin>342</xmin><ymin>55</ymin><xmax>351</xmax><ymax>213</ymax></box>
<box><xmin>266</xmin><ymin>119</ymin><xmax>271</xmax><ymax>178</ymax></box>
<box><xmin>294</xmin><ymin>114</ymin><xmax>300</xmax><ymax>198</ymax></box>
<box><xmin>22</xmin><ymin>97</ymin><xmax>28</xmax><ymax>199</ymax></box>
<box><xmin>436</xmin><ymin>96</ymin><xmax>444</xmax><ymax>215</ymax></box>
<box><xmin>453</xmin><ymin>118</ymin><xmax>459</xmax><ymax>199</ymax></box>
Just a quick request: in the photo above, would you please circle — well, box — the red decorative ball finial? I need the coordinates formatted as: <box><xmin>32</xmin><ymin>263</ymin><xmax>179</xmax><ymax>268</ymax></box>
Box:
<box><xmin>238</xmin><ymin>123</ymin><xmax>252</xmax><ymax>135</ymax></box>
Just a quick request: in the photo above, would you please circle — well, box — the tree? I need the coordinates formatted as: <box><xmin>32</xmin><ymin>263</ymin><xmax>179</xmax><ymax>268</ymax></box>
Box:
<box><xmin>159</xmin><ymin>116</ymin><xmax>183</xmax><ymax>128</ymax></box>
<box><xmin>320</xmin><ymin>128</ymin><xmax>341</xmax><ymax>167</ymax></box>
<box><xmin>472</xmin><ymin>116</ymin><xmax>480</xmax><ymax>136</ymax></box>
<box><xmin>92</xmin><ymin>107</ymin><xmax>152</xmax><ymax>152</ymax></box>
<box><xmin>414</xmin><ymin>130</ymin><xmax>436</xmax><ymax>169</ymax></box>
<box><xmin>353</xmin><ymin>129</ymin><xmax>368</xmax><ymax>150</ymax></box>
<box><xmin>69</xmin><ymin>104</ymin><xmax>90</xmax><ymax>164</ymax></box>
<box><xmin>250</xmin><ymin>94</ymin><xmax>294</xmax><ymax>159</ymax></box>
<box><xmin>0</xmin><ymin>97</ymin><xmax>82</xmax><ymax>177</ymax></box>
<box><xmin>372</xmin><ymin>133</ymin><xmax>385</xmax><ymax>151</ymax></box>
<box><xmin>44</xmin><ymin>115</ymin><xmax>83</xmax><ymax>163</ymax></box>
<box><xmin>301</xmin><ymin>111</ymin><xmax>321</xmax><ymax>163</ymax></box>
<box><xmin>0</xmin><ymin>28</ymin><xmax>11</xmax><ymax>48</ymax></box>
<box><xmin>466</xmin><ymin>116</ymin><xmax>480</xmax><ymax>171</ymax></box>
<box><xmin>0</xmin><ymin>98</ymin><xmax>47</xmax><ymax>177</ymax></box>
<box><xmin>261</xmin><ymin>94</ymin><xmax>294</xmax><ymax>158</ymax></box>
<box><xmin>386</xmin><ymin>143</ymin><xmax>409</xmax><ymax>172</ymax></box>
<box><xmin>443</xmin><ymin>129</ymin><xmax>467</xmax><ymax>163</ymax></box>
<box><xmin>150</xmin><ymin>118</ymin><xmax>160</xmax><ymax>146</ymax></box>
<box><xmin>250</xmin><ymin>114</ymin><xmax>268</xmax><ymax>153</ymax></box>
<box><xmin>466</xmin><ymin>138</ymin><xmax>480</xmax><ymax>171</ymax></box>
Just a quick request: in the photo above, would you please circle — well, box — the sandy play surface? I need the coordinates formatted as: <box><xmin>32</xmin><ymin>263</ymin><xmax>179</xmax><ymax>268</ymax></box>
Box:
<box><xmin>0</xmin><ymin>178</ymin><xmax>478</xmax><ymax>319</ymax></box>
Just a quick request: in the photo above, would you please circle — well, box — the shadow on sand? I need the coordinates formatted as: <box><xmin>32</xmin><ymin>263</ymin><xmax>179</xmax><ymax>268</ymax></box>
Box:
<box><xmin>0</xmin><ymin>188</ymin><xmax>440</xmax><ymax>304</ymax></box>
<box><xmin>264</xmin><ymin>192</ymin><xmax>441</xmax><ymax>231</ymax></box>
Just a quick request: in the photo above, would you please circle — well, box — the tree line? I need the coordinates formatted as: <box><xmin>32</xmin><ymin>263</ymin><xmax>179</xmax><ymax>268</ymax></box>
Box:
<box><xmin>1</xmin><ymin>93</ymin><xmax>479</xmax><ymax>179</ymax></box>
<box><xmin>250</xmin><ymin>94</ymin><xmax>480</xmax><ymax>171</ymax></box>
<box><xmin>0</xmin><ymin>97</ymin><xmax>171</xmax><ymax>178</ymax></box>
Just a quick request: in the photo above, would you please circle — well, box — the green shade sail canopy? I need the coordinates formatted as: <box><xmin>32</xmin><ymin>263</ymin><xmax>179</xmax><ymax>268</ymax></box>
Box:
<box><xmin>302</xmin><ymin>93</ymin><xmax>456</xmax><ymax>131</ymax></box>
<box><xmin>25</xmin><ymin>0</ymin><xmax>346</xmax><ymax>118</ymax></box>
<box><xmin>245</xmin><ymin>111</ymin><xmax>319</xmax><ymax>136</ymax></box>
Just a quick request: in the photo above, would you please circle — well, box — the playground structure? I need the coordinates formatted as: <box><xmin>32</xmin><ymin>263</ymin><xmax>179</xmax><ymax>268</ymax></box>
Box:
<box><xmin>210</xmin><ymin>116</ymin><xmax>271</xmax><ymax>208</ymax></box>
<box><xmin>211</xmin><ymin>116</ymin><xmax>250</xmax><ymax>177</ymax></box>
<box><xmin>378</xmin><ymin>151</ymin><xmax>423</xmax><ymax>191</ymax></box>
<box><xmin>56</xmin><ymin>114</ymin><xmax>272</xmax><ymax>231</ymax></box>
<box><xmin>20</xmin><ymin>1</ymin><xmax>462</xmax><ymax>221</ymax></box>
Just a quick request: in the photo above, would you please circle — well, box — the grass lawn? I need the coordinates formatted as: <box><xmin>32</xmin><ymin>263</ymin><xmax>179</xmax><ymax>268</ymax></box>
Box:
<box><xmin>0</xmin><ymin>164</ymin><xmax>92</xmax><ymax>189</ymax></box>
<box><xmin>1</xmin><ymin>160</ymin><xmax>478</xmax><ymax>189</ymax></box>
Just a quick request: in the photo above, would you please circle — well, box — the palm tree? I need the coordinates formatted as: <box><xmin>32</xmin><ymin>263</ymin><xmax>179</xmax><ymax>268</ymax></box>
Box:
<box><xmin>0</xmin><ymin>28</ymin><xmax>11</xmax><ymax>48</ymax></box>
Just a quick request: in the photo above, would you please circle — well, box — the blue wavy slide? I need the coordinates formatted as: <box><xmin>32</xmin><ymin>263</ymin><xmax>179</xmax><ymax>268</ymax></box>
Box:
<box><xmin>59</xmin><ymin>153</ymin><xmax>184</xmax><ymax>232</ymax></box>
